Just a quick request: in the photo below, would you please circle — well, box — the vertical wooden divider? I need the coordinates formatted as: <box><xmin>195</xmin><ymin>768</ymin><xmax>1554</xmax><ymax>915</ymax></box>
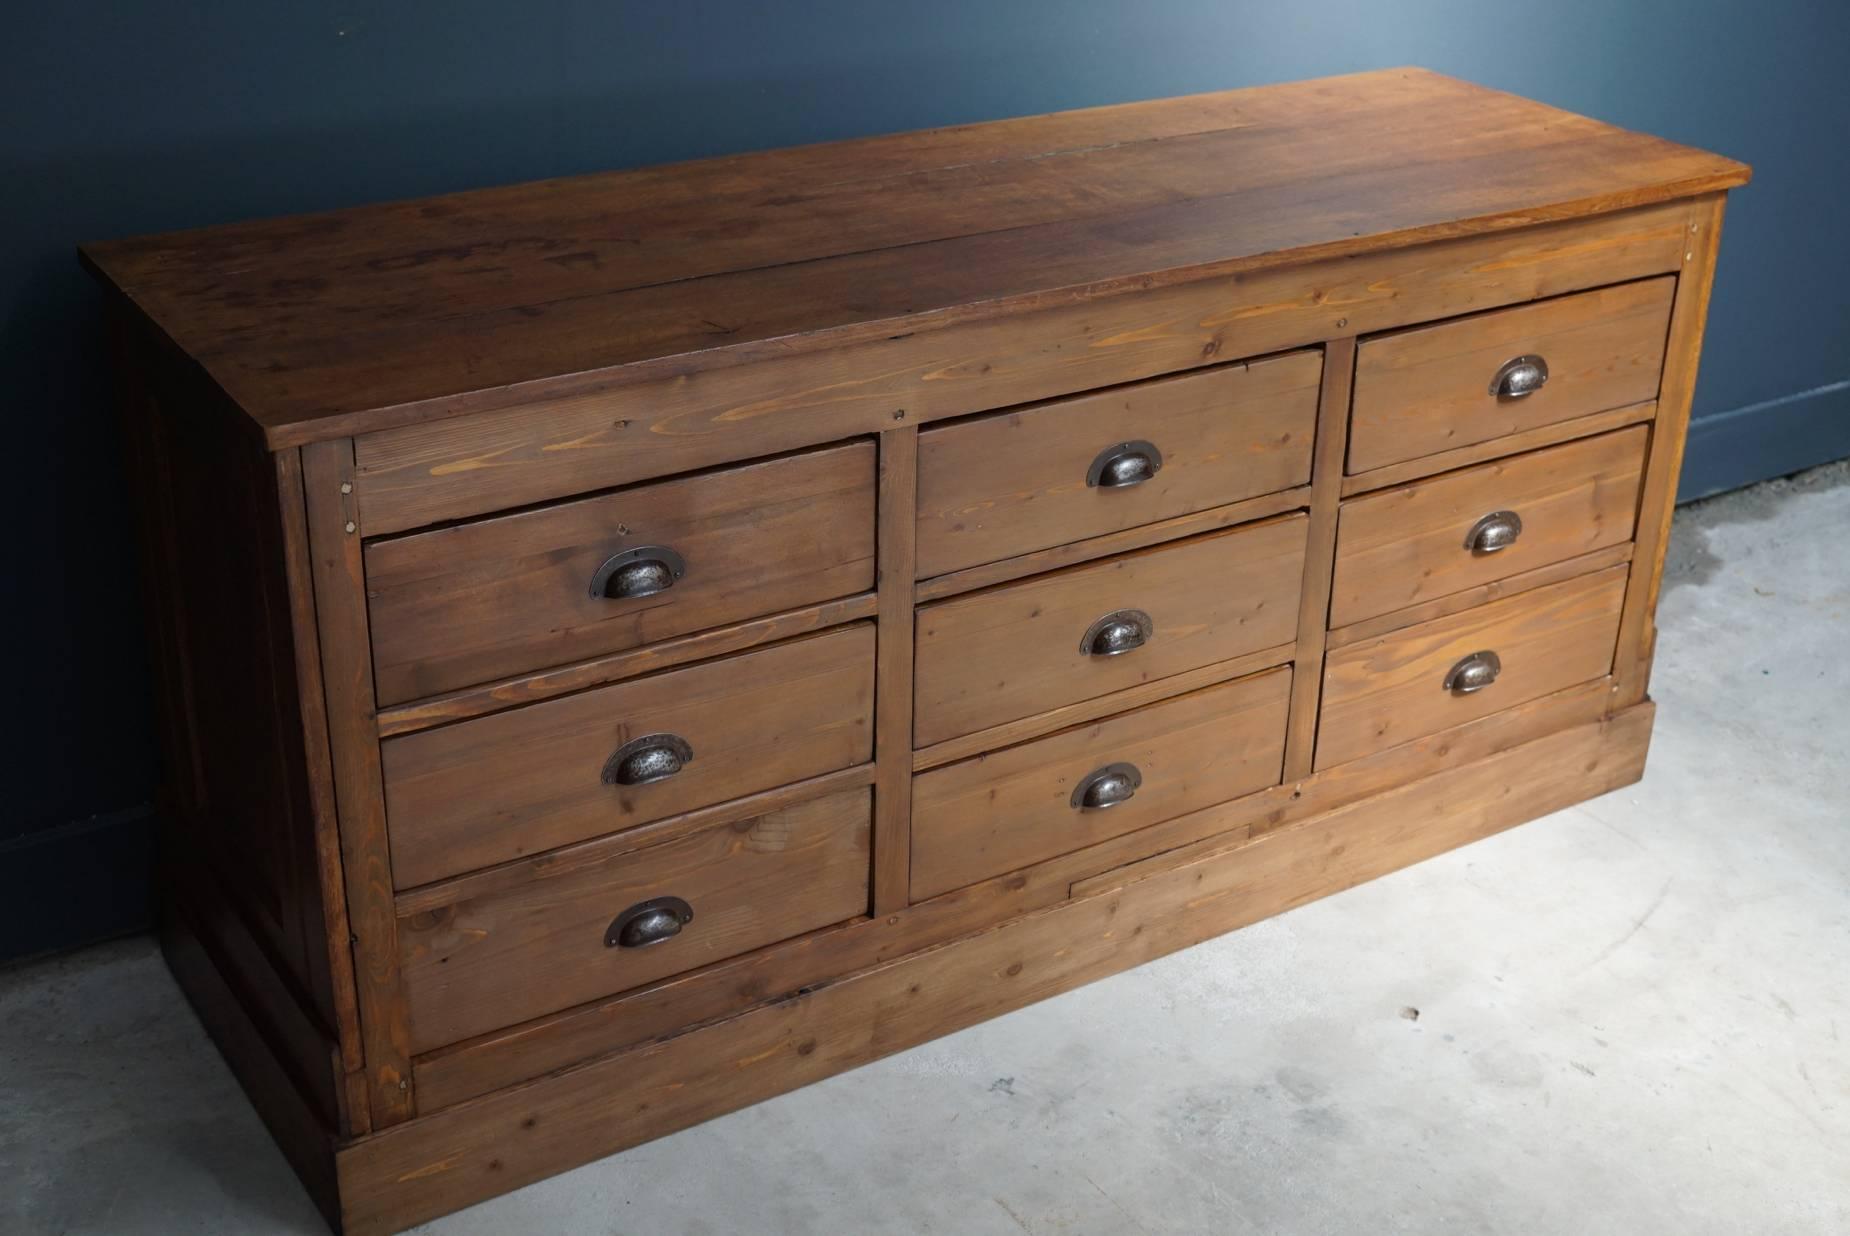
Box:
<box><xmin>301</xmin><ymin>438</ymin><xmax>417</xmax><ymax>1128</ymax></box>
<box><xmin>1282</xmin><ymin>337</ymin><xmax>1357</xmax><ymax>781</ymax></box>
<box><xmin>275</xmin><ymin>449</ymin><xmax>369</xmax><ymax>1109</ymax></box>
<box><xmin>872</xmin><ymin>425</ymin><xmax>920</xmax><ymax>914</ymax></box>
<box><xmin>1612</xmin><ymin>193</ymin><xmax>1728</xmax><ymax>710</ymax></box>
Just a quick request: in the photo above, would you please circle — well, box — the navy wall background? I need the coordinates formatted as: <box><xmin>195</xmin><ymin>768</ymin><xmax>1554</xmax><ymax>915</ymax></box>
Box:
<box><xmin>5</xmin><ymin>2</ymin><xmax>1846</xmax><ymax>962</ymax></box>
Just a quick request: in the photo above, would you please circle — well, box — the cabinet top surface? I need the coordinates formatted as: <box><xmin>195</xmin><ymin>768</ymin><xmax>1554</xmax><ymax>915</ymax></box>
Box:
<box><xmin>82</xmin><ymin>68</ymin><xmax>1747</xmax><ymax>448</ymax></box>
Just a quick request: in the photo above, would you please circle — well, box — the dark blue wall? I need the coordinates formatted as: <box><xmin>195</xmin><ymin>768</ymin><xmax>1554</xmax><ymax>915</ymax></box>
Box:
<box><xmin>5</xmin><ymin>2</ymin><xmax>1844</xmax><ymax>961</ymax></box>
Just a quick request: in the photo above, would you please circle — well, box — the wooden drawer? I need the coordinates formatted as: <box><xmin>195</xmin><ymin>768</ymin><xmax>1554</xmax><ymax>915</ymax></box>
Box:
<box><xmin>914</xmin><ymin>352</ymin><xmax>1320</xmax><ymax>578</ymax></box>
<box><xmin>913</xmin><ymin>515</ymin><xmax>1306</xmax><ymax>748</ymax></box>
<box><xmin>1330</xmin><ymin>425</ymin><xmax>1648</xmax><ymax>627</ymax></box>
<box><xmin>397</xmin><ymin>787</ymin><xmax>871</xmax><ymax>1050</ymax></box>
<box><xmin>382</xmin><ymin>624</ymin><xmax>874</xmax><ymax>888</ymax></box>
<box><xmin>912</xmin><ymin>668</ymin><xmax>1290</xmax><ymax>900</ymax></box>
<box><xmin>1348</xmin><ymin>277</ymin><xmax>1674</xmax><ymax>475</ymax></box>
<box><xmin>365</xmin><ymin>441</ymin><xmax>875</xmax><ymax>704</ymax></box>
<box><xmin>1315</xmin><ymin>565</ymin><xmax>1628</xmax><ymax>769</ymax></box>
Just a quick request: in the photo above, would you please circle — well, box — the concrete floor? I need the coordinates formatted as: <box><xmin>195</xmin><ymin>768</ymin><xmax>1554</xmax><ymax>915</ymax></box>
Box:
<box><xmin>4</xmin><ymin>462</ymin><xmax>1847</xmax><ymax>1236</ymax></box>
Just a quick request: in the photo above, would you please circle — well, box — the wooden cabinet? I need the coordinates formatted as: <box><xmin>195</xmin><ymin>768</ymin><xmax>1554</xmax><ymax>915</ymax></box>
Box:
<box><xmin>86</xmin><ymin>68</ymin><xmax>1747</xmax><ymax>1235</ymax></box>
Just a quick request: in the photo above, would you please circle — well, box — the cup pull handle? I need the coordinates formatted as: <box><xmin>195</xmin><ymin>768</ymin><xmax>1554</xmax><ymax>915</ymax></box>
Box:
<box><xmin>1086</xmin><ymin>440</ymin><xmax>1163</xmax><ymax>489</ymax></box>
<box><xmin>1489</xmin><ymin>355</ymin><xmax>1549</xmax><ymax>399</ymax></box>
<box><xmin>1080</xmin><ymin>609</ymin><xmax>1154</xmax><ymax>657</ymax></box>
<box><xmin>1070</xmin><ymin>762</ymin><xmax>1143</xmax><ymax>810</ymax></box>
<box><xmin>1464</xmin><ymin>510</ymin><xmax>1524</xmax><ymax>553</ymax></box>
<box><xmin>602</xmin><ymin>733</ymin><xmax>694</xmax><ymax>786</ymax></box>
<box><xmin>1443</xmin><ymin>650</ymin><xmax>1502</xmax><ymax>694</ymax></box>
<box><xmin>590</xmin><ymin>545</ymin><xmax>686</xmax><ymax>600</ymax></box>
<box><xmin>606</xmin><ymin>896</ymin><xmax>694</xmax><ymax>948</ymax></box>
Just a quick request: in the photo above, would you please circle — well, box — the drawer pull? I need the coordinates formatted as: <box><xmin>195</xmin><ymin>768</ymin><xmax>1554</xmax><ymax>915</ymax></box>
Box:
<box><xmin>1070</xmin><ymin>762</ymin><xmax>1143</xmax><ymax>811</ymax></box>
<box><xmin>1443</xmin><ymin>650</ymin><xmax>1503</xmax><ymax>695</ymax></box>
<box><xmin>1086</xmin><ymin>440</ymin><xmax>1164</xmax><ymax>489</ymax></box>
<box><xmin>1464</xmin><ymin>509</ymin><xmax>1524</xmax><ymax>554</ymax></box>
<box><xmin>1489</xmin><ymin>354</ymin><xmax>1549</xmax><ymax>399</ymax></box>
<box><xmin>590</xmin><ymin>545</ymin><xmax>687</xmax><ymax>600</ymax></box>
<box><xmin>605</xmin><ymin>896</ymin><xmax>694</xmax><ymax>949</ymax></box>
<box><xmin>1080</xmin><ymin>609</ymin><xmax>1154</xmax><ymax>657</ymax></box>
<box><xmin>602</xmin><ymin>733</ymin><xmax>695</xmax><ymax>786</ymax></box>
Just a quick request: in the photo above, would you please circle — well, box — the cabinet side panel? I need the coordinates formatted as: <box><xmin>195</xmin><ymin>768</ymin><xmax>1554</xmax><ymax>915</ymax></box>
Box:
<box><xmin>1612</xmin><ymin>194</ymin><xmax>1727</xmax><ymax>709</ymax></box>
<box><xmin>111</xmin><ymin>307</ymin><xmax>355</xmax><ymax>1136</ymax></box>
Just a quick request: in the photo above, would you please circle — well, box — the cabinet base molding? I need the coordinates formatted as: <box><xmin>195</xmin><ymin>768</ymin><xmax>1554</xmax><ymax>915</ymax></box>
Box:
<box><xmin>321</xmin><ymin>702</ymin><xmax>1650</xmax><ymax>1236</ymax></box>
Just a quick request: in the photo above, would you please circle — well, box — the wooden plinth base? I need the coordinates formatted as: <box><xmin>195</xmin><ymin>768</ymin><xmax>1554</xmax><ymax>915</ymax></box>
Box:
<box><xmin>286</xmin><ymin>701</ymin><xmax>1649</xmax><ymax>1235</ymax></box>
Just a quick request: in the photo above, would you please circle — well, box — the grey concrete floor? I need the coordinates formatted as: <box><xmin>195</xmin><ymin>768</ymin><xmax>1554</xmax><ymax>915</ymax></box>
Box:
<box><xmin>5</xmin><ymin>463</ymin><xmax>1848</xmax><ymax>1236</ymax></box>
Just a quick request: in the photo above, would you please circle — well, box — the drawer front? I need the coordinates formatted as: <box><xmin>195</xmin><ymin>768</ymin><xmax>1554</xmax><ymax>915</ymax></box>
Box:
<box><xmin>915</xmin><ymin>352</ymin><xmax>1320</xmax><ymax>578</ymax></box>
<box><xmin>397</xmin><ymin>787</ymin><xmax>871</xmax><ymax>1049</ymax></box>
<box><xmin>1316</xmin><ymin>565</ymin><xmax>1628</xmax><ymax>769</ymax></box>
<box><xmin>912</xmin><ymin>668</ymin><xmax>1291</xmax><ymax>900</ymax></box>
<box><xmin>1348</xmin><ymin>277</ymin><xmax>1673</xmax><ymax>475</ymax></box>
<box><xmin>1330</xmin><ymin>424</ymin><xmax>1648</xmax><ymax>627</ymax></box>
<box><xmin>365</xmin><ymin>441</ymin><xmax>876</xmax><ymax>705</ymax></box>
<box><xmin>382</xmin><ymin>624</ymin><xmax>875</xmax><ymax>888</ymax></box>
<box><xmin>913</xmin><ymin>515</ymin><xmax>1307</xmax><ymax>748</ymax></box>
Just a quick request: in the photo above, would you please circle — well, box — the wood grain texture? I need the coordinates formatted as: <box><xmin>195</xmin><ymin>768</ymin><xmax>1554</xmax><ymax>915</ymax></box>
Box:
<box><xmin>393</xmin><ymin>765</ymin><xmax>876</xmax><ymax>919</ymax></box>
<box><xmin>110</xmin><ymin>315</ymin><xmax>363</xmax><ymax>1113</ymax></box>
<box><xmin>373</xmin><ymin>593</ymin><xmax>878</xmax><ymax>738</ymax></box>
<box><xmin>1613</xmin><ymin>195</ymin><xmax>1727</xmax><ymax>709</ymax></box>
<box><xmin>913</xmin><ymin>515</ymin><xmax>1306</xmax><ymax>746</ymax></box>
<box><xmin>912</xmin><ymin>641</ymin><xmax>1295</xmax><ymax>771</ymax></box>
<box><xmin>1316</xmin><ymin>564</ymin><xmax>1629</xmax><ymax>769</ymax></box>
<box><xmin>1281</xmin><ymin>337</ymin><xmax>1355</xmax><ymax>781</ymax></box>
<box><xmin>1326</xmin><ymin>543</ymin><xmax>1634</xmax><ymax>651</ymax></box>
<box><xmin>343</xmin><ymin>201</ymin><xmax>1690</xmax><ymax>534</ymax></box>
<box><xmin>301</xmin><ymin>439</ymin><xmax>417</xmax><ymax>1127</ymax></box>
<box><xmin>914</xmin><ymin>485</ymin><xmax>1311</xmax><ymax>603</ymax></box>
<box><xmin>397</xmin><ymin>788</ymin><xmax>871</xmax><ymax>1051</ymax></box>
<box><xmin>82</xmin><ymin>69</ymin><xmax>1745</xmax><ymax>452</ymax></box>
<box><xmin>275</xmin><ymin>450</ymin><xmax>366</xmax><ymax>1082</ymax></box>
<box><xmin>411</xmin><ymin>675</ymin><xmax>1616</xmax><ymax>1110</ymax></box>
<box><xmin>1329</xmin><ymin>424</ymin><xmax>1648</xmax><ymax>627</ymax></box>
<box><xmin>873</xmin><ymin>427</ymin><xmax>919</xmax><ymax>914</ymax></box>
<box><xmin>337</xmin><ymin>703</ymin><xmax>1652</xmax><ymax>1236</ymax></box>
<box><xmin>1077</xmin><ymin>701</ymin><xmax>1651</xmax><ymax>898</ymax></box>
<box><xmin>1068</xmin><ymin>676</ymin><xmax>1623</xmax><ymax>894</ymax></box>
<box><xmin>365</xmin><ymin>442</ymin><xmax>875</xmax><ymax>704</ymax></box>
<box><xmin>911</xmin><ymin>669</ymin><xmax>1290</xmax><ymax>900</ymax></box>
<box><xmin>112</xmin><ymin>308</ymin><xmax>379</xmax><ymax>1151</ymax></box>
<box><xmin>914</xmin><ymin>352</ymin><xmax>1319</xmax><ymax>577</ymax></box>
<box><xmin>382</xmin><ymin>624</ymin><xmax>875</xmax><ymax>889</ymax></box>
<box><xmin>1348</xmin><ymin>276</ymin><xmax>1674</xmax><ymax>473</ymax></box>
<box><xmin>163</xmin><ymin>905</ymin><xmax>343</xmax><ymax>1231</ymax></box>
<box><xmin>1339</xmin><ymin>400</ymin><xmax>1656</xmax><ymax>497</ymax></box>
<box><xmin>165</xmin><ymin>856</ymin><xmax>347</xmax><ymax>1132</ymax></box>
